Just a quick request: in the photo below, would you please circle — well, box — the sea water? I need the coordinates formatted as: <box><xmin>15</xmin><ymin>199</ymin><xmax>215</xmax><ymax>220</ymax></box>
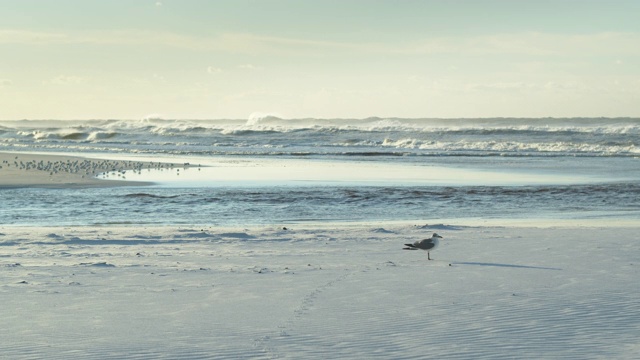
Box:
<box><xmin>1</xmin><ymin>117</ymin><xmax>639</xmax><ymax>226</ymax></box>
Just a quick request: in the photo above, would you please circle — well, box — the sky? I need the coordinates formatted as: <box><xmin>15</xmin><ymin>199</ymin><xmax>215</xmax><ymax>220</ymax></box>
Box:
<box><xmin>0</xmin><ymin>0</ymin><xmax>639</xmax><ymax>120</ymax></box>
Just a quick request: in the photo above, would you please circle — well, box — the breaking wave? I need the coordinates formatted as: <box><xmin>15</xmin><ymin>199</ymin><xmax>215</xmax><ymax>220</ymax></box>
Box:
<box><xmin>1</xmin><ymin>117</ymin><xmax>638</xmax><ymax>158</ymax></box>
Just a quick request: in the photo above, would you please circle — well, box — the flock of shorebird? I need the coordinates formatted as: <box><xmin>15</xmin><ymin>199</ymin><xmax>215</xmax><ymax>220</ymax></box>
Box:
<box><xmin>0</xmin><ymin>155</ymin><xmax>194</xmax><ymax>180</ymax></box>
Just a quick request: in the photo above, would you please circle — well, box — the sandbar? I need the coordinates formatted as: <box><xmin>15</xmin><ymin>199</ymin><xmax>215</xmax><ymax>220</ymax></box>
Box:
<box><xmin>0</xmin><ymin>151</ymin><xmax>172</xmax><ymax>188</ymax></box>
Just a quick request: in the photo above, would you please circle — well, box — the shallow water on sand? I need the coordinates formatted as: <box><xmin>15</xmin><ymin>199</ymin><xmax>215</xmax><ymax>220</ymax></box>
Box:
<box><xmin>2</xmin><ymin>156</ymin><xmax>639</xmax><ymax>227</ymax></box>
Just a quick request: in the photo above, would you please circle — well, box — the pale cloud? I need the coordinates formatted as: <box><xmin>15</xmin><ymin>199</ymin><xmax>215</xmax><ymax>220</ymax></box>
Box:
<box><xmin>409</xmin><ymin>32</ymin><xmax>640</xmax><ymax>57</ymax></box>
<box><xmin>406</xmin><ymin>75</ymin><xmax>421</xmax><ymax>83</ymax></box>
<box><xmin>213</xmin><ymin>31</ymin><xmax>640</xmax><ymax>57</ymax></box>
<box><xmin>459</xmin><ymin>80</ymin><xmax>623</xmax><ymax>96</ymax></box>
<box><xmin>155</xmin><ymin>1</ymin><xmax>163</xmax><ymax>6</ymax></box>
<box><xmin>0</xmin><ymin>29</ymin><xmax>70</xmax><ymax>44</ymax></box>
<box><xmin>206</xmin><ymin>66</ymin><xmax>222</xmax><ymax>74</ymax></box>
<box><xmin>409</xmin><ymin>79</ymin><xmax>595</xmax><ymax>95</ymax></box>
<box><xmin>2</xmin><ymin>28</ymin><xmax>639</xmax><ymax>58</ymax></box>
<box><xmin>214</xmin><ymin>33</ymin><xmax>367</xmax><ymax>54</ymax></box>
<box><xmin>466</xmin><ymin>82</ymin><xmax>537</xmax><ymax>92</ymax></box>
<box><xmin>0</xmin><ymin>79</ymin><xmax>12</xmax><ymax>87</ymax></box>
<box><xmin>131</xmin><ymin>73</ymin><xmax>167</xmax><ymax>85</ymax></box>
<box><xmin>543</xmin><ymin>81</ymin><xmax>584</xmax><ymax>91</ymax></box>
<box><xmin>223</xmin><ymin>88</ymin><xmax>268</xmax><ymax>102</ymax></box>
<box><xmin>44</xmin><ymin>75</ymin><xmax>88</xmax><ymax>85</ymax></box>
<box><xmin>152</xmin><ymin>73</ymin><xmax>166</xmax><ymax>82</ymax></box>
<box><xmin>238</xmin><ymin>64</ymin><xmax>258</xmax><ymax>70</ymax></box>
<box><xmin>143</xmin><ymin>113</ymin><xmax>165</xmax><ymax>120</ymax></box>
<box><xmin>0</xmin><ymin>29</ymin><xmax>209</xmax><ymax>50</ymax></box>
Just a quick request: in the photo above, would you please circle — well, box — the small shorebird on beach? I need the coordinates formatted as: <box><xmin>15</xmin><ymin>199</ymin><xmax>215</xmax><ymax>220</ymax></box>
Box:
<box><xmin>403</xmin><ymin>233</ymin><xmax>442</xmax><ymax>260</ymax></box>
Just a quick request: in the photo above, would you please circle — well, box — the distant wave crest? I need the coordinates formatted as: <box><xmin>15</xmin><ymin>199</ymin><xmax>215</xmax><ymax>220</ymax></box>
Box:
<box><xmin>1</xmin><ymin>118</ymin><xmax>638</xmax><ymax>158</ymax></box>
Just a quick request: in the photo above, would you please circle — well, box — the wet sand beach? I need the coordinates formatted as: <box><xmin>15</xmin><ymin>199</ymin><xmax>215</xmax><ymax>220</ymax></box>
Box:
<box><xmin>1</xmin><ymin>223</ymin><xmax>639</xmax><ymax>359</ymax></box>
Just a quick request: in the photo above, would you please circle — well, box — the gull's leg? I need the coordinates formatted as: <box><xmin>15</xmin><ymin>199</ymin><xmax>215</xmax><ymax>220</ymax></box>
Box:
<box><xmin>428</xmin><ymin>252</ymin><xmax>431</xmax><ymax>260</ymax></box>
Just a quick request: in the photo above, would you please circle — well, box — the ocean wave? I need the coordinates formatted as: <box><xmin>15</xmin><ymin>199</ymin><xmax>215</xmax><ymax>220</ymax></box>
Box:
<box><xmin>121</xmin><ymin>117</ymin><xmax>637</xmax><ymax>136</ymax></box>
<box><xmin>21</xmin><ymin>129</ymin><xmax>120</xmax><ymax>142</ymax></box>
<box><xmin>87</xmin><ymin>131</ymin><xmax>118</xmax><ymax>141</ymax></box>
<box><xmin>3</xmin><ymin>118</ymin><xmax>640</xmax><ymax>134</ymax></box>
<box><xmin>420</xmin><ymin>140</ymin><xmax>640</xmax><ymax>155</ymax></box>
<box><xmin>123</xmin><ymin>193</ymin><xmax>181</xmax><ymax>199</ymax></box>
<box><xmin>1</xmin><ymin>143</ymin><xmax>638</xmax><ymax>158</ymax></box>
<box><xmin>1</xmin><ymin>118</ymin><xmax>638</xmax><ymax>158</ymax></box>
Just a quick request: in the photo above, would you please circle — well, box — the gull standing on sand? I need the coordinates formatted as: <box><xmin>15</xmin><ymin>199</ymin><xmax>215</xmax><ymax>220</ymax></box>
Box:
<box><xmin>403</xmin><ymin>233</ymin><xmax>442</xmax><ymax>260</ymax></box>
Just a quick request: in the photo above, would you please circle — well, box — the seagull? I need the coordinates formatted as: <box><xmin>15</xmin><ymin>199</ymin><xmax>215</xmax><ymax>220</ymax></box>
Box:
<box><xmin>403</xmin><ymin>233</ymin><xmax>443</xmax><ymax>260</ymax></box>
